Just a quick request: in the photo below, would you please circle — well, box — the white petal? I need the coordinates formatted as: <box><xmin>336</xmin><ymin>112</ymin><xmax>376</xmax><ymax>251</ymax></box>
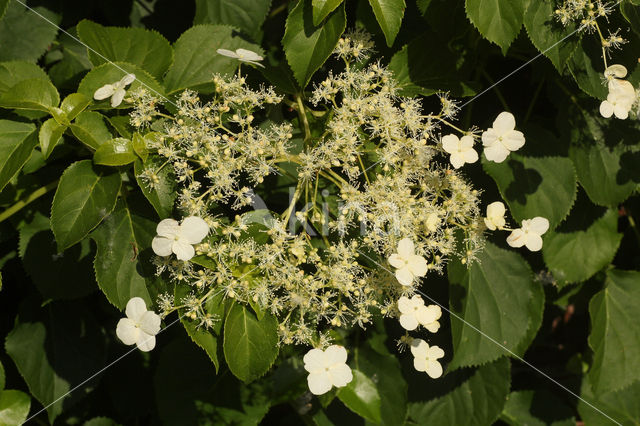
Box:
<box><xmin>172</xmin><ymin>239</ymin><xmax>195</xmax><ymax>261</ymax></box>
<box><xmin>506</xmin><ymin>229</ymin><xmax>526</xmax><ymax>248</ymax></box>
<box><xmin>116</xmin><ymin>318</ymin><xmax>139</xmax><ymax>345</ymax></box>
<box><xmin>413</xmin><ymin>357</ymin><xmax>427</xmax><ymax>372</ymax></box>
<box><xmin>217</xmin><ymin>48</ymin><xmax>238</xmax><ymax>58</ymax></box>
<box><xmin>484</xmin><ymin>144</ymin><xmax>510</xmax><ymax>163</ymax></box>
<box><xmin>397</xmin><ymin>238</ymin><xmax>414</xmax><ymax>258</ymax></box>
<box><xmin>304</xmin><ymin>348</ymin><xmax>326</xmax><ymax>373</ymax></box>
<box><xmin>417</xmin><ymin>305</ymin><xmax>441</xmax><ymax>325</ymax></box>
<box><xmin>138</xmin><ymin>311</ymin><xmax>161</xmax><ymax>336</ymax></box>
<box><xmin>481</xmin><ymin>129</ymin><xmax>498</xmax><ymax>146</ymax></box>
<box><xmin>135</xmin><ymin>331</ymin><xmax>156</xmax><ymax>352</ymax></box>
<box><xmin>307</xmin><ymin>372</ymin><xmax>332</xmax><ymax>395</ymax></box>
<box><xmin>493</xmin><ymin>111</ymin><xmax>516</xmax><ymax>132</ymax></box>
<box><xmin>397</xmin><ymin>296</ymin><xmax>412</xmax><ymax>313</ymax></box>
<box><xmin>524</xmin><ymin>234</ymin><xmax>543</xmax><ymax>252</ymax></box>
<box><xmin>235</xmin><ymin>48</ymin><xmax>262</xmax><ymax>61</ymax></box>
<box><xmin>424</xmin><ymin>320</ymin><xmax>440</xmax><ymax>333</ymax></box>
<box><xmin>126</xmin><ymin>297</ymin><xmax>148</xmax><ymax>322</ymax></box>
<box><xmin>484</xmin><ymin>217</ymin><xmax>497</xmax><ymax>231</ymax></box>
<box><xmin>388</xmin><ymin>253</ymin><xmax>405</xmax><ymax>269</ymax></box>
<box><xmin>502</xmin><ymin>130</ymin><xmax>525</xmax><ymax>151</ymax></box>
<box><xmin>157</xmin><ymin>218</ymin><xmax>180</xmax><ymax>237</ymax></box>
<box><xmin>93</xmin><ymin>84</ymin><xmax>115</xmax><ymax>100</ymax></box>
<box><xmin>410</xmin><ymin>338</ymin><xmax>428</xmax><ymax>358</ymax></box>
<box><xmin>395</xmin><ymin>267</ymin><xmax>414</xmax><ymax>286</ymax></box>
<box><xmin>427</xmin><ymin>345</ymin><xmax>445</xmax><ymax>359</ymax></box>
<box><xmin>407</xmin><ymin>255</ymin><xmax>428</xmax><ymax>277</ymax></box>
<box><xmin>459</xmin><ymin>135</ymin><xmax>475</xmax><ymax>150</ymax></box>
<box><xmin>605</xmin><ymin>64</ymin><xmax>627</xmax><ymax>79</ymax></box>
<box><xmin>111</xmin><ymin>88</ymin><xmax>126</xmax><ymax>107</ymax></box>
<box><xmin>614</xmin><ymin>105</ymin><xmax>630</xmax><ymax>120</ymax></box>
<box><xmin>528</xmin><ymin>217</ymin><xmax>549</xmax><ymax>235</ymax></box>
<box><xmin>120</xmin><ymin>73</ymin><xmax>136</xmax><ymax>86</ymax></box>
<box><xmin>449</xmin><ymin>152</ymin><xmax>465</xmax><ymax>169</ymax></box>
<box><xmin>399</xmin><ymin>313</ymin><xmax>419</xmax><ymax>330</ymax></box>
<box><xmin>329</xmin><ymin>364</ymin><xmax>353</xmax><ymax>388</ymax></box>
<box><xmin>441</xmin><ymin>134</ymin><xmax>459</xmax><ymax>154</ymax></box>
<box><xmin>424</xmin><ymin>360</ymin><xmax>443</xmax><ymax>378</ymax></box>
<box><xmin>152</xmin><ymin>236</ymin><xmax>173</xmax><ymax>257</ymax></box>
<box><xmin>324</xmin><ymin>345</ymin><xmax>348</xmax><ymax>365</ymax></box>
<box><xmin>486</xmin><ymin>201</ymin><xmax>505</xmax><ymax>218</ymax></box>
<box><xmin>180</xmin><ymin>216</ymin><xmax>210</xmax><ymax>244</ymax></box>
<box><xmin>600</xmin><ymin>101</ymin><xmax>614</xmax><ymax>118</ymax></box>
<box><xmin>462</xmin><ymin>148</ymin><xmax>478</xmax><ymax>164</ymax></box>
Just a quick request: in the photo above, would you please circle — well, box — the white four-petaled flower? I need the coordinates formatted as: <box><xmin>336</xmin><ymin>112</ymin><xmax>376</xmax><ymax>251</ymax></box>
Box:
<box><xmin>303</xmin><ymin>345</ymin><xmax>353</xmax><ymax>395</ymax></box>
<box><xmin>397</xmin><ymin>295</ymin><xmax>442</xmax><ymax>332</ymax></box>
<box><xmin>410</xmin><ymin>338</ymin><xmax>445</xmax><ymax>379</ymax></box>
<box><xmin>151</xmin><ymin>216</ymin><xmax>210</xmax><ymax>261</ymax></box>
<box><xmin>388</xmin><ymin>238</ymin><xmax>428</xmax><ymax>286</ymax></box>
<box><xmin>481</xmin><ymin>111</ymin><xmax>525</xmax><ymax>163</ymax></box>
<box><xmin>116</xmin><ymin>297</ymin><xmax>161</xmax><ymax>352</ymax></box>
<box><xmin>441</xmin><ymin>134</ymin><xmax>478</xmax><ymax>169</ymax></box>
<box><xmin>93</xmin><ymin>73</ymin><xmax>136</xmax><ymax>107</ymax></box>
<box><xmin>506</xmin><ymin>217</ymin><xmax>549</xmax><ymax>252</ymax></box>
<box><xmin>484</xmin><ymin>201</ymin><xmax>506</xmax><ymax>231</ymax></box>
<box><xmin>600</xmin><ymin>79</ymin><xmax>636</xmax><ymax>120</ymax></box>
<box><xmin>216</xmin><ymin>48</ymin><xmax>265</xmax><ymax>68</ymax></box>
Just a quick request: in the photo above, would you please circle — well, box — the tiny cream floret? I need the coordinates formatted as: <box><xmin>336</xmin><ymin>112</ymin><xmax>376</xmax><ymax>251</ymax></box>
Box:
<box><xmin>506</xmin><ymin>217</ymin><xmax>549</xmax><ymax>252</ymax></box>
<box><xmin>481</xmin><ymin>112</ymin><xmax>525</xmax><ymax>163</ymax></box>
<box><xmin>152</xmin><ymin>216</ymin><xmax>210</xmax><ymax>261</ymax></box>
<box><xmin>441</xmin><ymin>134</ymin><xmax>478</xmax><ymax>169</ymax></box>
<box><xmin>484</xmin><ymin>201</ymin><xmax>506</xmax><ymax>230</ymax></box>
<box><xmin>216</xmin><ymin>48</ymin><xmax>265</xmax><ymax>67</ymax></box>
<box><xmin>116</xmin><ymin>297</ymin><xmax>161</xmax><ymax>352</ymax></box>
<box><xmin>93</xmin><ymin>73</ymin><xmax>136</xmax><ymax>107</ymax></box>
<box><xmin>410</xmin><ymin>338</ymin><xmax>445</xmax><ymax>378</ymax></box>
<box><xmin>388</xmin><ymin>238</ymin><xmax>428</xmax><ymax>286</ymax></box>
<box><xmin>303</xmin><ymin>345</ymin><xmax>353</xmax><ymax>395</ymax></box>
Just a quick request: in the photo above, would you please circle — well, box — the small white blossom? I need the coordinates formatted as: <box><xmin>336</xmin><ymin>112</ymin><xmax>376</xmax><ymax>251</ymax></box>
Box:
<box><xmin>388</xmin><ymin>238</ymin><xmax>428</xmax><ymax>286</ymax></box>
<box><xmin>604</xmin><ymin>64</ymin><xmax>627</xmax><ymax>81</ymax></box>
<box><xmin>397</xmin><ymin>295</ymin><xmax>442</xmax><ymax>332</ymax></box>
<box><xmin>506</xmin><ymin>217</ymin><xmax>549</xmax><ymax>252</ymax></box>
<box><xmin>484</xmin><ymin>201</ymin><xmax>506</xmax><ymax>230</ymax></box>
<box><xmin>481</xmin><ymin>112</ymin><xmax>525</xmax><ymax>163</ymax></box>
<box><xmin>116</xmin><ymin>297</ymin><xmax>161</xmax><ymax>352</ymax></box>
<box><xmin>303</xmin><ymin>345</ymin><xmax>353</xmax><ymax>395</ymax></box>
<box><xmin>93</xmin><ymin>73</ymin><xmax>136</xmax><ymax>107</ymax></box>
<box><xmin>216</xmin><ymin>48</ymin><xmax>264</xmax><ymax>68</ymax></box>
<box><xmin>441</xmin><ymin>134</ymin><xmax>478</xmax><ymax>169</ymax></box>
<box><xmin>600</xmin><ymin>80</ymin><xmax>636</xmax><ymax>120</ymax></box>
<box><xmin>151</xmin><ymin>216</ymin><xmax>209</xmax><ymax>261</ymax></box>
<box><xmin>410</xmin><ymin>338</ymin><xmax>445</xmax><ymax>378</ymax></box>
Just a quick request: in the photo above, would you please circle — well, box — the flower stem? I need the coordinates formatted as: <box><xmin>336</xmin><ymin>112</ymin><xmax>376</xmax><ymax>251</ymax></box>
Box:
<box><xmin>0</xmin><ymin>180</ymin><xmax>59</xmax><ymax>223</ymax></box>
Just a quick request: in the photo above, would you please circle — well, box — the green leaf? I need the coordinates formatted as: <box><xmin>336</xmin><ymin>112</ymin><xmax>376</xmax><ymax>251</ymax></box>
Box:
<box><xmin>48</xmin><ymin>28</ymin><xmax>93</xmax><ymax>89</ymax></box>
<box><xmin>483</xmin><ymin>154</ymin><xmax>577</xmax><ymax>230</ymax></box>
<box><xmin>132</xmin><ymin>133</ymin><xmax>149</xmax><ymax>162</ymax></box>
<box><xmin>465</xmin><ymin>0</ymin><xmax>526</xmax><ymax>53</ymax></box>
<box><xmin>223</xmin><ymin>303</ymin><xmax>279</xmax><ymax>382</ymax></box>
<box><xmin>78</xmin><ymin>62</ymin><xmax>165</xmax><ymax>108</ymax></box>
<box><xmin>50</xmin><ymin>160</ymin><xmax>122</xmax><ymax>251</ymax></box>
<box><xmin>388</xmin><ymin>32</ymin><xmax>478</xmax><ymax>97</ymax></box>
<box><xmin>0</xmin><ymin>390</ymin><xmax>31</xmax><ymax>426</ymax></box>
<box><xmin>588</xmin><ymin>269</ymin><xmax>640</xmax><ymax>395</ymax></box>
<box><xmin>91</xmin><ymin>201</ymin><xmax>162</xmax><ymax>309</ymax></box>
<box><xmin>367</xmin><ymin>0</ymin><xmax>406</xmax><ymax>46</ymax></box>
<box><xmin>621</xmin><ymin>0</ymin><xmax>640</xmax><ymax>36</ymax></box>
<box><xmin>39</xmin><ymin>118</ymin><xmax>66</xmax><ymax>159</ymax></box>
<box><xmin>0</xmin><ymin>119</ymin><xmax>37</xmax><ymax>192</ymax></box>
<box><xmin>312</xmin><ymin>0</ymin><xmax>343</xmax><ymax>25</ymax></box>
<box><xmin>134</xmin><ymin>156</ymin><xmax>176</xmax><ymax>218</ymax></box>
<box><xmin>70</xmin><ymin>111</ymin><xmax>112</xmax><ymax>150</ymax></box>
<box><xmin>194</xmin><ymin>0</ymin><xmax>272</xmax><ymax>41</ymax></box>
<box><xmin>569</xmin><ymin>141</ymin><xmax>639</xmax><ymax>207</ymax></box>
<box><xmin>447</xmin><ymin>242</ymin><xmax>544</xmax><ymax>369</ymax></box>
<box><xmin>0</xmin><ymin>359</ymin><xmax>4</xmax><ymax>390</ymax></box>
<box><xmin>0</xmin><ymin>78</ymin><xmax>60</xmax><ymax>112</ymax></box>
<box><xmin>543</xmin><ymin>209</ymin><xmax>622</xmax><ymax>286</ymax></box>
<box><xmin>282</xmin><ymin>0</ymin><xmax>346</xmax><ymax>88</ymax></box>
<box><xmin>500</xmin><ymin>390</ymin><xmax>575</xmax><ymax>426</ymax></box>
<box><xmin>523</xmin><ymin>0</ymin><xmax>579</xmax><ymax>71</ymax></box>
<box><xmin>60</xmin><ymin>93</ymin><xmax>91</xmax><ymax>121</ymax></box>
<box><xmin>4</xmin><ymin>302</ymin><xmax>107</xmax><ymax>424</ymax></box>
<box><xmin>0</xmin><ymin>61</ymin><xmax>49</xmax><ymax>94</ymax></box>
<box><xmin>0</xmin><ymin>0</ymin><xmax>8</xmax><ymax>20</ymax></box>
<box><xmin>0</xmin><ymin>2</ymin><xmax>60</xmax><ymax>62</ymax></box>
<box><xmin>84</xmin><ymin>417</ymin><xmax>122</xmax><ymax>426</ymax></box>
<box><xmin>164</xmin><ymin>25</ymin><xmax>263</xmax><ymax>94</ymax></box>
<box><xmin>578</xmin><ymin>375</ymin><xmax>640</xmax><ymax>425</ymax></box>
<box><xmin>93</xmin><ymin>137</ymin><xmax>136</xmax><ymax>166</ymax></box>
<box><xmin>408</xmin><ymin>358</ymin><xmax>510</xmax><ymax>425</ymax></box>
<box><xmin>337</xmin><ymin>370</ymin><xmax>381</xmax><ymax>423</ymax></box>
<box><xmin>175</xmin><ymin>284</ymin><xmax>225</xmax><ymax>371</ymax></box>
<box><xmin>77</xmin><ymin>20</ymin><xmax>173</xmax><ymax>80</ymax></box>
<box><xmin>567</xmin><ymin>38</ymin><xmax>608</xmax><ymax>100</ymax></box>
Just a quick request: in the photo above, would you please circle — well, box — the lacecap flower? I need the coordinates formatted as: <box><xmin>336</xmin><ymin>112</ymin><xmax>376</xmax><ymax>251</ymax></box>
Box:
<box><xmin>441</xmin><ymin>134</ymin><xmax>478</xmax><ymax>169</ymax></box>
<box><xmin>303</xmin><ymin>345</ymin><xmax>353</xmax><ymax>395</ymax></box>
<box><xmin>388</xmin><ymin>238</ymin><xmax>428</xmax><ymax>286</ymax></box>
<box><xmin>216</xmin><ymin>48</ymin><xmax>264</xmax><ymax>67</ymax></box>
<box><xmin>481</xmin><ymin>112</ymin><xmax>525</xmax><ymax>163</ymax></box>
<box><xmin>93</xmin><ymin>73</ymin><xmax>136</xmax><ymax>107</ymax></box>
<box><xmin>484</xmin><ymin>201</ymin><xmax>506</xmax><ymax>230</ymax></box>
<box><xmin>397</xmin><ymin>295</ymin><xmax>442</xmax><ymax>332</ymax></box>
<box><xmin>410</xmin><ymin>338</ymin><xmax>445</xmax><ymax>379</ymax></box>
<box><xmin>116</xmin><ymin>297</ymin><xmax>161</xmax><ymax>352</ymax></box>
<box><xmin>151</xmin><ymin>216</ymin><xmax>209</xmax><ymax>261</ymax></box>
<box><xmin>506</xmin><ymin>217</ymin><xmax>549</xmax><ymax>252</ymax></box>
